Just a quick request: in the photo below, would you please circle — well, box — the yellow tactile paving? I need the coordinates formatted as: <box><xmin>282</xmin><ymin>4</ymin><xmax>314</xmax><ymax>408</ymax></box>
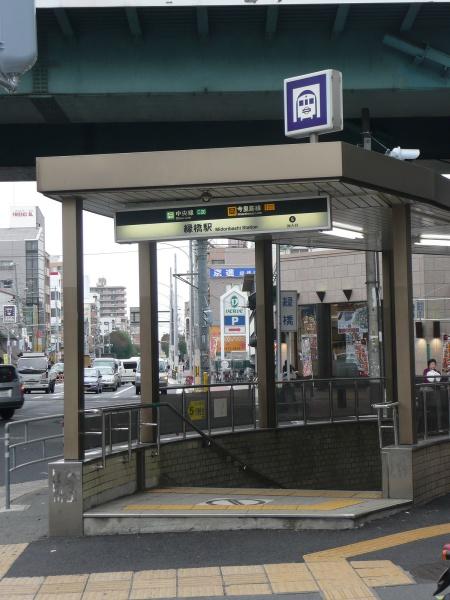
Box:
<box><xmin>306</xmin><ymin>560</ymin><xmax>377</xmax><ymax>600</ymax></box>
<box><xmin>304</xmin><ymin>521</ymin><xmax>450</xmax><ymax>561</ymax></box>
<box><xmin>123</xmin><ymin>499</ymin><xmax>362</xmax><ymax>512</ymax></box>
<box><xmin>351</xmin><ymin>560</ymin><xmax>414</xmax><ymax>587</ymax></box>
<box><xmin>36</xmin><ymin>594</ymin><xmax>83</xmax><ymax>600</ymax></box>
<box><xmin>133</xmin><ymin>570</ymin><xmax>176</xmax><ymax>582</ymax></box>
<box><xmin>220</xmin><ymin>566</ymin><xmax>265</xmax><ymax>575</ymax></box>
<box><xmin>0</xmin><ymin>544</ymin><xmax>28</xmax><ymax>579</ymax></box>
<box><xmin>0</xmin><ymin>539</ymin><xmax>422</xmax><ymax>600</ymax></box>
<box><xmin>149</xmin><ymin>487</ymin><xmax>382</xmax><ymax>500</ymax></box>
<box><xmin>129</xmin><ymin>588</ymin><xmax>177</xmax><ymax>600</ymax></box>
<box><xmin>177</xmin><ymin>585</ymin><xmax>224</xmax><ymax>597</ymax></box>
<box><xmin>225</xmin><ymin>583</ymin><xmax>272</xmax><ymax>595</ymax></box>
<box><xmin>0</xmin><ymin>576</ymin><xmax>44</xmax><ymax>594</ymax></box>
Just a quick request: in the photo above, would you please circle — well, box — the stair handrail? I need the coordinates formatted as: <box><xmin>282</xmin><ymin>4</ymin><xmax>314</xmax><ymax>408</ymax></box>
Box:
<box><xmin>83</xmin><ymin>401</ymin><xmax>283</xmax><ymax>488</ymax></box>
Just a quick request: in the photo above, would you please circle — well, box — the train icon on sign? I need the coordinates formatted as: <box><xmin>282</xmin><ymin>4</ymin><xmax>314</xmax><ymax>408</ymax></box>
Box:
<box><xmin>297</xmin><ymin>89</ymin><xmax>317</xmax><ymax>121</ymax></box>
<box><xmin>293</xmin><ymin>83</ymin><xmax>321</xmax><ymax>123</ymax></box>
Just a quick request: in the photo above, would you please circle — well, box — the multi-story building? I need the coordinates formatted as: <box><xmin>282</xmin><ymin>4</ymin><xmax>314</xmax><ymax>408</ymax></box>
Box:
<box><xmin>83</xmin><ymin>293</ymin><xmax>101</xmax><ymax>356</ymax></box>
<box><xmin>0</xmin><ymin>207</ymin><xmax>47</xmax><ymax>352</ymax></box>
<box><xmin>49</xmin><ymin>271</ymin><xmax>62</xmax><ymax>359</ymax></box>
<box><xmin>129</xmin><ymin>307</ymin><xmax>140</xmax><ymax>348</ymax></box>
<box><xmin>90</xmin><ymin>278</ymin><xmax>128</xmax><ymax>332</ymax></box>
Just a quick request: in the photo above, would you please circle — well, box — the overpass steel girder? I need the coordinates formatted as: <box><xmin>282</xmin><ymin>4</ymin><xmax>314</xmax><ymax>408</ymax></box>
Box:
<box><xmin>0</xmin><ymin>4</ymin><xmax>450</xmax><ymax>124</ymax></box>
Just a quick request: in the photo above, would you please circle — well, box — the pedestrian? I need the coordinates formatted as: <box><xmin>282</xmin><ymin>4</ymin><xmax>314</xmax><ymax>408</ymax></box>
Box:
<box><xmin>423</xmin><ymin>358</ymin><xmax>441</xmax><ymax>382</ymax></box>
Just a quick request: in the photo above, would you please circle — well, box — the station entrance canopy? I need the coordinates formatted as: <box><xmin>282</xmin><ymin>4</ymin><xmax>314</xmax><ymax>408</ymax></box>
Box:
<box><xmin>37</xmin><ymin>141</ymin><xmax>450</xmax><ymax>253</ymax></box>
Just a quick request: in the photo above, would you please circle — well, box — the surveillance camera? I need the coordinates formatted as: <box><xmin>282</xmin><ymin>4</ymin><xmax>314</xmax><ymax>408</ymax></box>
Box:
<box><xmin>386</xmin><ymin>147</ymin><xmax>420</xmax><ymax>161</ymax></box>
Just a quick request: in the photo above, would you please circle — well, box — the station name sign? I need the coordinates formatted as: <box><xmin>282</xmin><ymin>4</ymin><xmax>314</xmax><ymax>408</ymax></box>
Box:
<box><xmin>115</xmin><ymin>196</ymin><xmax>331</xmax><ymax>243</ymax></box>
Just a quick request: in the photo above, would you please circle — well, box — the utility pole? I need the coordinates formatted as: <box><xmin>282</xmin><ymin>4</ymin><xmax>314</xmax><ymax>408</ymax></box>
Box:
<box><xmin>196</xmin><ymin>239</ymin><xmax>209</xmax><ymax>383</ymax></box>
<box><xmin>276</xmin><ymin>245</ymin><xmax>282</xmax><ymax>381</ymax></box>
<box><xmin>189</xmin><ymin>241</ymin><xmax>194</xmax><ymax>376</ymax></box>
<box><xmin>174</xmin><ymin>254</ymin><xmax>179</xmax><ymax>373</ymax></box>
<box><xmin>362</xmin><ymin>108</ymin><xmax>382</xmax><ymax>380</ymax></box>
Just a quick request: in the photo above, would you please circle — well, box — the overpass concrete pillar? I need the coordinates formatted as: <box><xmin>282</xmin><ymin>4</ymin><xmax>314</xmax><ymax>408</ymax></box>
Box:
<box><xmin>255</xmin><ymin>240</ymin><xmax>276</xmax><ymax>429</ymax></box>
<box><xmin>138</xmin><ymin>241</ymin><xmax>159</xmax><ymax>443</ymax></box>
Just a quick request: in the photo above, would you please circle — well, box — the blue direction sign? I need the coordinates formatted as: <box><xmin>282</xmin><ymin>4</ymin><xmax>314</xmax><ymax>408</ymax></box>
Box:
<box><xmin>284</xmin><ymin>69</ymin><xmax>343</xmax><ymax>139</ymax></box>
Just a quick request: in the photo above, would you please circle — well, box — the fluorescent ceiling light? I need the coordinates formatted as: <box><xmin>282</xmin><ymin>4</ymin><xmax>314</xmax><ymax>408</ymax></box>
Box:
<box><xmin>442</xmin><ymin>174</ymin><xmax>450</xmax><ymax>179</ymax></box>
<box><xmin>332</xmin><ymin>221</ymin><xmax>363</xmax><ymax>232</ymax></box>
<box><xmin>421</xmin><ymin>233</ymin><xmax>450</xmax><ymax>240</ymax></box>
<box><xmin>321</xmin><ymin>222</ymin><xmax>364</xmax><ymax>240</ymax></box>
<box><xmin>415</xmin><ymin>239</ymin><xmax>450</xmax><ymax>247</ymax></box>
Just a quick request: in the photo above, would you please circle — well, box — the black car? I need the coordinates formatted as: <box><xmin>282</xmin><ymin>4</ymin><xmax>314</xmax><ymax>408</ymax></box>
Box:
<box><xmin>0</xmin><ymin>365</ymin><xmax>25</xmax><ymax>420</ymax></box>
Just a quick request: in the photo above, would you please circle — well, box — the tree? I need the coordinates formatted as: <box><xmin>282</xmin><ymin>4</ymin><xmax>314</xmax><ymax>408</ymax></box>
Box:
<box><xmin>160</xmin><ymin>333</ymin><xmax>169</xmax><ymax>357</ymax></box>
<box><xmin>110</xmin><ymin>330</ymin><xmax>134</xmax><ymax>359</ymax></box>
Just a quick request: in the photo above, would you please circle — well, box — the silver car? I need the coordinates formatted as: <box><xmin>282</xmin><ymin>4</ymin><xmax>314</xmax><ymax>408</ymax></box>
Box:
<box><xmin>97</xmin><ymin>366</ymin><xmax>119</xmax><ymax>391</ymax></box>
<box><xmin>0</xmin><ymin>365</ymin><xmax>24</xmax><ymax>420</ymax></box>
<box><xmin>84</xmin><ymin>368</ymin><xmax>103</xmax><ymax>394</ymax></box>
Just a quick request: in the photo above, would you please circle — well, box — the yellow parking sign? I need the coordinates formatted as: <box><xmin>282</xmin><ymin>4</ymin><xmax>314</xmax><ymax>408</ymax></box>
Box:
<box><xmin>187</xmin><ymin>400</ymin><xmax>206</xmax><ymax>421</ymax></box>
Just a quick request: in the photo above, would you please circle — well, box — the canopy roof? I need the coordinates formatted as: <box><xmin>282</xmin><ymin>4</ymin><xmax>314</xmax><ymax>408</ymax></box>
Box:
<box><xmin>36</xmin><ymin>141</ymin><xmax>450</xmax><ymax>253</ymax></box>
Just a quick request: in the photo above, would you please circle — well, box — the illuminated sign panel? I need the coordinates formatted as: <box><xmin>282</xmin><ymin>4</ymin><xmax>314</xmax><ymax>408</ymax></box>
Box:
<box><xmin>115</xmin><ymin>196</ymin><xmax>330</xmax><ymax>243</ymax></box>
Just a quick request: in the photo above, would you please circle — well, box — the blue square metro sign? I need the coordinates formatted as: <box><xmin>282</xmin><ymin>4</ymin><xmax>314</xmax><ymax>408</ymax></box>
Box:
<box><xmin>284</xmin><ymin>69</ymin><xmax>343</xmax><ymax>139</ymax></box>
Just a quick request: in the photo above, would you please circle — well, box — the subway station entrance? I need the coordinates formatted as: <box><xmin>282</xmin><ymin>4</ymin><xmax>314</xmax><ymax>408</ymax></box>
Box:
<box><xmin>37</xmin><ymin>141</ymin><xmax>450</xmax><ymax>536</ymax></box>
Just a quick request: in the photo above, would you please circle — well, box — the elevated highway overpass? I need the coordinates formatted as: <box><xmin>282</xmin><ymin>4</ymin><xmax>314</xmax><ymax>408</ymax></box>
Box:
<box><xmin>2</xmin><ymin>0</ymin><xmax>450</xmax><ymax>177</ymax></box>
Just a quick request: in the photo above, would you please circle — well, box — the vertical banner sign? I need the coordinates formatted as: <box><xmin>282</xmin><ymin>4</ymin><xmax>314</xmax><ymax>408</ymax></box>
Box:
<box><xmin>284</xmin><ymin>69</ymin><xmax>343</xmax><ymax>139</ymax></box>
<box><xmin>280</xmin><ymin>291</ymin><xmax>298</xmax><ymax>332</ymax></box>
<box><xmin>3</xmin><ymin>305</ymin><xmax>17</xmax><ymax>323</ymax></box>
<box><xmin>220</xmin><ymin>288</ymin><xmax>249</xmax><ymax>361</ymax></box>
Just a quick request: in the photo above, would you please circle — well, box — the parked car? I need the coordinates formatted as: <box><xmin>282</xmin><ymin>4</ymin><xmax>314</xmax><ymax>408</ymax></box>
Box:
<box><xmin>0</xmin><ymin>365</ymin><xmax>24</xmax><ymax>420</ymax></box>
<box><xmin>83</xmin><ymin>368</ymin><xmax>103</xmax><ymax>394</ymax></box>
<box><xmin>97</xmin><ymin>366</ymin><xmax>119</xmax><ymax>391</ymax></box>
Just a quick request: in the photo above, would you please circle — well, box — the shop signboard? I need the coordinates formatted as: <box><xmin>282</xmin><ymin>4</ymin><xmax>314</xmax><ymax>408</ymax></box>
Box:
<box><xmin>280</xmin><ymin>291</ymin><xmax>298</xmax><ymax>332</ymax></box>
<box><xmin>2</xmin><ymin>304</ymin><xmax>16</xmax><ymax>323</ymax></box>
<box><xmin>284</xmin><ymin>69</ymin><xmax>343</xmax><ymax>139</ymax></box>
<box><xmin>220</xmin><ymin>288</ymin><xmax>249</xmax><ymax>360</ymax></box>
<box><xmin>115</xmin><ymin>196</ymin><xmax>331</xmax><ymax>243</ymax></box>
<box><xmin>209</xmin><ymin>267</ymin><xmax>256</xmax><ymax>278</ymax></box>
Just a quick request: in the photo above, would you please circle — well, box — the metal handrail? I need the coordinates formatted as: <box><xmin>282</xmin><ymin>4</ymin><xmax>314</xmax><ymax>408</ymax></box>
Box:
<box><xmin>4</xmin><ymin>414</ymin><xmax>64</xmax><ymax>510</ymax></box>
<box><xmin>371</xmin><ymin>401</ymin><xmax>399</xmax><ymax>448</ymax></box>
<box><xmin>84</xmin><ymin>402</ymin><xmax>281</xmax><ymax>488</ymax></box>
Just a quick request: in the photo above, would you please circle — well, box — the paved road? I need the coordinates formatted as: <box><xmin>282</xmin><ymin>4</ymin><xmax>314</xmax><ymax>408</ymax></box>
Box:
<box><xmin>0</xmin><ymin>382</ymin><xmax>140</xmax><ymax>484</ymax></box>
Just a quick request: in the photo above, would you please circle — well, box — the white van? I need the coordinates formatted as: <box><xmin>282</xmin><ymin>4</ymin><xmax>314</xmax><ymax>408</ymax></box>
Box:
<box><xmin>118</xmin><ymin>358</ymin><xmax>139</xmax><ymax>384</ymax></box>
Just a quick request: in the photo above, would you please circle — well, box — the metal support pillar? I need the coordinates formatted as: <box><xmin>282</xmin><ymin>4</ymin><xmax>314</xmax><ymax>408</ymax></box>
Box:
<box><xmin>362</xmin><ymin>108</ymin><xmax>382</xmax><ymax>381</ymax></box>
<box><xmin>196</xmin><ymin>239</ymin><xmax>209</xmax><ymax>382</ymax></box>
<box><xmin>139</xmin><ymin>242</ymin><xmax>159</xmax><ymax>443</ymax></box>
<box><xmin>391</xmin><ymin>205</ymin><xmax>416</xmax><ymax>444</ymax></box>
<box><xmin>62</xmin><ymin>198</ymin><xmax>84</xmax><ymax>460</ymax></box>
<box><xmin>382</xmin><ymin>251</ymin><xmax>394</xmax><ymax>403</ymax></box>
<box><xmin>255</xmin><ymin>240</ymin><xmax>276</xmax><ymax>428</ymax></box>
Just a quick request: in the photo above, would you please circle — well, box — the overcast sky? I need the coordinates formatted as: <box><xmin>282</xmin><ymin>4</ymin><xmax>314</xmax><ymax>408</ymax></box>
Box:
<box><xmin>0</xmin><ymin>182</ymin><xmax>191</xmax><ymax>333</ymax></box>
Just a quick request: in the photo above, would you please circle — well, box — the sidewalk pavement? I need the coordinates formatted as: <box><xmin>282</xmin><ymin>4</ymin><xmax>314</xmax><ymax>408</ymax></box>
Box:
<box><xmin>0</xmin><ymin>482</ymin><xmax>447</xmax><ymax>599</ymax></box>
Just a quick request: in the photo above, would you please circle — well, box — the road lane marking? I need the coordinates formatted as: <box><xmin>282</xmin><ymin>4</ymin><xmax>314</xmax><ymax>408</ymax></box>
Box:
<box><xmin>113</xmin><ymin>385</ymin><xmax>133</xmax><ymax>397</ymax></box>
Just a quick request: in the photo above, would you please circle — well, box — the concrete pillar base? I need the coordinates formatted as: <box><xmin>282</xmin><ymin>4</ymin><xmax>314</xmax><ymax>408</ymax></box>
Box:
<box><xmin>48</xmin><ymin>460</ymin><xmax>83</xmax><ymax>536</ymax></box>
<box><xmin>381</xmin><ymin>446</ymin><xmax>413</xmax><ymax>500</ymax></box>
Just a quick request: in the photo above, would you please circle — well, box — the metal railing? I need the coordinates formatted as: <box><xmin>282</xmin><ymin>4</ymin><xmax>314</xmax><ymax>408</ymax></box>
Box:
<box><xmin>371</xmin><ymin>401</ymin><xmax>399</xmax><ymax>448</ymax></box>
<box><xmin>275</xmin><ymin>377</ymin><xmax>383</xmax><ymax>426</ymax></box>
<box><xmin>415</xmin><ymin>378</ymin><xmax>450</xmax><ymax>441</ymax></box>
<box><xmin>4</xmin><ymin>414</ymin><xmax>64</xmax><ymax>509</ymax></box>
